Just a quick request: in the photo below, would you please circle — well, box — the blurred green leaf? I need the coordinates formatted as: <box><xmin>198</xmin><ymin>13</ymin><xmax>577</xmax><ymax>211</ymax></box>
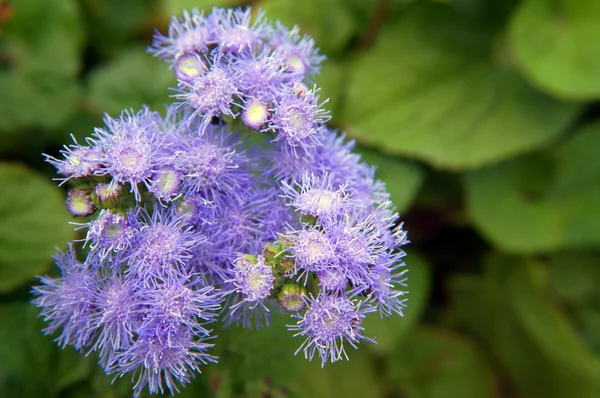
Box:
<box><xmin>164</xmin><ymin>0</ymin><xmax>236</xmax><ymax>15</ymax></box>
<box><xmin>363</xmin><ymin>252</ymin><xmax>429</xmax><ymax>354</ymax></box>
<box><xmin>289</xmin><ymin>348</ymin><xmax>383</xmax><ymax>398</ymax></box>
<box><xmin>218</xmin><ymin>311</ymin><xmax>302</xmax><ymax>387</ymax></box>
<box><xmin>465</xmin><ymin>121</ymin><xmax>600</xmax><ymax>253</ymax></box>
<box><xmin>313</xmin><ymin>60</ymin><xmax>347</xmax><ymax>120</ymax></box>
<box><xmin>0</xmin><ymin>0</ymin><xmax>83</xmax><ymax>132</ymax></box>
<box><xmin>509</xmin><ymin>0</ymin><xmax>600</xmax><ymax>99</ymax></box>
<box><xmin>388</xmin><ymin>326</ymin><xmax>498</xmax><ymax>398</ymax></box>
<box><xmin>87</xmin><ymin>48</ymin><xmax>176</xmax><ymax>116</ymax></box>
<box><xmin>448</xmin><ymin>255</ymin><xmax>600</xmax><ymax>398</ymax></box>
<box><xmin>509</xmin><ymin>261</ymin><xmax>600</xmax><ymax>380</ymax></box>
<box><xmin>0</xmin><ymin>303</ymin><xmax>53</xmax><ymax>398</ymax></box>
<box><xmin>548</xmin><ymin>251</ymin><xmax>600</xmax><ymax>305</ymax></box>
<box><xmin>80</xmin><ymin>0</ymin><xmax>162</xmax><ymax>59</ymax></box>
<box><xmin>260</xmin><ymin>0</ymin><xmax>357</xmax><ymax>56</ymax></box>
<box><xmin>0</xmin><ymin>163</ymin><xmax>73</xmax><ymax>293</ymax></box>
<box><xmin>357</xmin><ymin>148</ymin><xmax>424</xmax><ymax>213</ymax></box>
<box><xmin>342</xmin><ymin>3</ymin><xmax>581</xmax><ymax>170</ymax></box>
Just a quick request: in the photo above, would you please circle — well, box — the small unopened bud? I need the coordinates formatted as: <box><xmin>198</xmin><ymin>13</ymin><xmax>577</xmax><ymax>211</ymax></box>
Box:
<box><xmin>150</xmin><ymin>168</ymin><xmax>181</xmax><ymax>200</ymax></box>
<box><xmin>65</xmin><ymin>189</ymin><xmax>95</xmax><ymax>217</ymax></box>
<box><xmin>278</xmin><ymin>283</ymin><xmax>307</xmax><ymax>313</ymax></box>
<box><xmin>94</xmin><ymin>182</ymin><xmax>121</xmax><ymax>202</ymax></box>
<box><xmin>174</xmin><ymin>53</ymin><xmax>206</xmax><ymax>82</ymax></box>
<box><xmin>242</xmin><ymin>99</ymin><xmax>269</xmax><ymax>130</ymax></box>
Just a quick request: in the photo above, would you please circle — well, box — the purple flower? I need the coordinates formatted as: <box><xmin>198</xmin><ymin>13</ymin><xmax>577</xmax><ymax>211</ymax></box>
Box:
<box><xmin>32</xmin><ymin>247</ymin><xmax>98</xmax><ymax>349</ymax></box>
<box><xmin>171</xmin><ymin>126</ymin><xmax>251</xmax><ymax>201</ymax></box>
<box><xmin>92</xmin><ymin>107</ymin><xmax>166</xmax><ymax>201</ymax></box>
<box><xmin>229</xmin><ymin>255</ymin><xmax>274</xmax><ymax>307</ymax></box>
<box><xmin>85</xmin><ymin>209</ymin><xmax>134</xmax><ymax>257</ymax></box>
<box><xmin>91</xmin><ymin>272</ymin><xmax>140</xmax><ymax>364</ymax></box>
<box><xmin>149</xmin><ymin>9</ymin><xmax>211</xmax><ymax>62</ymax></box>
<box><xmin>268</xmin><ymin>88</ymin><xmax>330</xmax><ymax>155</ymax></box>
<box><xmin>288</xmin><ymin>227</ymin><xmax>336</xmax><ymax>279</ymax></box>
<box><xmin>127</xmin><ymin>206</ymin><xmax>203</xmax><ymax>280</ymax></box>
<box><xmin>241</xmin><ymin>98</ymin><xmax>270</xmax><ymax>130</ymax></box>
<box><xmin>281</xmin><ymin>172</ymin><xmax>356</xmax><ymax>219</ymax></box>
<box><xmin>289</xmin><ymin>294</ymin><xmax>375</xmax><ymax>366</ymax></box>
<box><xmin>94</xmin><ymin>182</ymin><xmax>122</xmax><ymax>202</ymax></box>
<box><xmin>44</xmin><ymin>135</ymin><xmax>104</xmax><ymax>183</ymax></box>
<box><xmin>107</xmin><ymin>276</ymin><xmax>221</xmax><ymax>396</ymax></box>
<box><xmin>176</xmin><ymin>66</ymin><xmax>238</xmax><ymax>122</ymax></box>
<box><xmin>211</xmin><ymin>8</ymin><xmax>266</xmax><ymax>53</ymax></box>
<box><xmin>268</xmin><ymin>22</ymin><xmax>326</xmax><ymax>77</ymax></box>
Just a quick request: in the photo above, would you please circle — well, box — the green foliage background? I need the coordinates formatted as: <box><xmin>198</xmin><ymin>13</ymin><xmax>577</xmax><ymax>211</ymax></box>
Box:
<box><xmin>1</xmin><ymin>0</ymin><xmax>600</xmax><ymax>397</ymax></box>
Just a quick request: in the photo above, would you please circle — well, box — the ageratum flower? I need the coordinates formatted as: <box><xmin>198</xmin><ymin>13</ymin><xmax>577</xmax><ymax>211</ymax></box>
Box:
<box><xmin>32</xmin><ymin>247</ymin><xmax>98</xmax><ymax>349</ymax></box>
<box><xmin>289</xmin><ymin>294</ymin><xmax>375</xmax><ymax>366</ymax></box>
<box><xmin>149</xmin><ymin>9</ymin><xmax>211</xmax><ymax>62</ymax></box>
<box><xmin>127</xmin><ymin>206</ymin><xmax>204</xmax><ymax>280</ymax></box>
<box><xmin>171</xmin><ymin>126</ymin><xmax>251</xmax><ymax>201</ymax></box>
<box><xmin>84</xmin><ymin>209</ymin><xmax>135</xmax><ymax>258</ymax></box>
<box><xmin>44</xmin><ymin>135</ymin><xmax>104</xmax><ymax>183</ymax></box>
<box><xmin>268</xmin><ymin>88</ymin><xmax>330</xmax><ymax>155</ymax></box>
<box><xmin>92</xmin><ymin>107</ymin><xmax>167</xmax><ymax>201</ymax></box>
<box><xmin>35</xmin><ymin>6</ymin><xmax>411</xmax><ymax>396</ymax></box>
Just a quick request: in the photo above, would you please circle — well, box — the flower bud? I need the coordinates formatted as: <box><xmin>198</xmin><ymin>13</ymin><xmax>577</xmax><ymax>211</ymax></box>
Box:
<box><xmin>65</xmin><ymin>189</ymin><xmax>95</xmax><ymax>217</ymax></box>
<box><xmin>242</xmin><ymin>99</ymin><xmax>269</xmax><ymax>130</ymax></box>
<box><xmin>277</xmin><ymin>283</ymin><xmax>306</xmax><ymax>313</ymax></box>
<box><xmin>94</xmin><ymin>182</ymin><xmax>121</xmax><ymax>202</ymax></box>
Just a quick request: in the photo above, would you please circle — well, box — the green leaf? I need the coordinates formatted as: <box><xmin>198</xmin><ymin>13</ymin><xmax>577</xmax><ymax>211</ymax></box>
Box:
<box><xmin>509</xmin><ymin>0</ymin><xmax>600</xmax><ymax>99</ymax></box>
<box><xmin>341</xmin><ymin>3</ymin><xmax>581</xmax><ymax>170</ymax></box>
<box><xmin>465</xmin><ymin>121</ymin><xmax>600</xmax><ymax>253</ymax></box>
<box><xmin>313</xmin><ymin>60</ymin><xmax>347</xmax><ymax>120</ymax></box>
<box><xmin>0</xmin><ymin>0</ymin><xmax>83</xmax><ymax>132</ymax></box>
<box><xmin>447</xmin><ymin>255</ymin><xmax>600</xmax><ymax>398</ymax></box>
<box><xmin>164</xmin><ymin>0</ymin><xmax>237</xmax><ymax>15</ymax></box>
<box><xmin>0</xmin><ymin>163</ymin><xmax>74</xmax><ymax>293</ymax></box>
<box><xmin>87</xmin><ymin>48</ymin><xmax>176</xmax><ymax>116</ymax></box>
<box><xmin>548</xmin><ymin>251</ymin><xmax>600</xmax><ymax>305</ymax></box>
<box><xmin>362</xmin><ymin>252</ymin><xmax>430</xmax><ymax>354</ymax></box>
<box><xmin>218</xmin><ymin>311</ymin><xmax>303</xmax><ymax>387</ymax></box>
<box><xmin>260</xmin><ymin>0</ymin><xmax>357</xmax><ymax>56</ymax></box>
<box><xmin>289</xmin><ymin>348</ymin><xmax>383</xmax><ymax>398</ymax></box>
<box><xmin>356</xmin><ymin>148</ymin><xmax>424</xmax><ymax>213</ymax></box>
<box><xmin>0</xmin><ymin>303</ymin><xmax>54</xmax><ymax>398</ymax></box>
<box><xmin>387</xmin><ymin>327</ymin><xmax>498</xmax><ymax>398</ymax></box>
<box><xmin>508</xmin><ymin>261</ymin><xmax>600</xmax><ymax>380</ymax></box>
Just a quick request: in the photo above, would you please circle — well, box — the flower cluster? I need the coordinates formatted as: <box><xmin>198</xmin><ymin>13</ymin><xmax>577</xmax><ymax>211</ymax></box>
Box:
<box><xmin>33</xmin><ymin>6</ymin><xmax>408</xmax><ymax>397</ymax></box>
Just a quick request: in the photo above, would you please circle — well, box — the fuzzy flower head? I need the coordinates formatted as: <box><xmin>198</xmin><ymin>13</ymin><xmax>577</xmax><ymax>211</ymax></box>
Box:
<box><xmin>176</xmin><ymin>66</ymin><xmax>238</xmax><ymax>122</ymax></box>
<box><xmin>32</xmin><ymin>248</ymin><xmax>98</xmax><ymax>349</ymax></box>
<box><xmin>230</xmin><ymin>255</ymin><xmax>274</xmax><ymax>306</ymax></box>
<box><xmin>211</xmin><ymin>8</ymin><xmax>266</xmax><ymax>53</ymax></box>
<box><xmin>269</xmin><ymin>88</ymin><xmax>329</xmax><ymax>155</ymax></box>
<box><xmin>172</xmin><ymin>128</ymin><xmax>250</xmax><ymax>200</ymax></box>
<box><xmin>127</xmin><ymin>207</ymin><xmax>203</xmax><ymax>279</ymax></box>
<box><xmin>289</xmin><ymin>228</ymin><xmax>336</xmax><ymax>276</ymax></box>
<box><xmin>44</xmin><ymin>136</ymin><xmax>104</xmax><ymax>183</ymax></box>
<box><xmin>92</xmin><ymin>108</ymin><xmax>166</xmax><ymax>201</ymax></box>
<box><xmin>289</xmin><ymin>294</ymin><xmax>374</xmax><ymax>366</ymax></box>
<box><xmin>95</xmin><ymin>182</ymin><xmax>122</xmax><ymax>202</ymax></box>
<box><xmin>281</xmin><ymin>172</ymin><xmax>356</xmax><ymax>219</ymax></box>
<box><xmin>149</xmin><ymin>9</ymin><xmax>211</xmax><ymax>62</ymax></box>
<box><xmin>85</xmin><ymin>210</ymin><xmax>134</xmax><ymax>257</ymax></box>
